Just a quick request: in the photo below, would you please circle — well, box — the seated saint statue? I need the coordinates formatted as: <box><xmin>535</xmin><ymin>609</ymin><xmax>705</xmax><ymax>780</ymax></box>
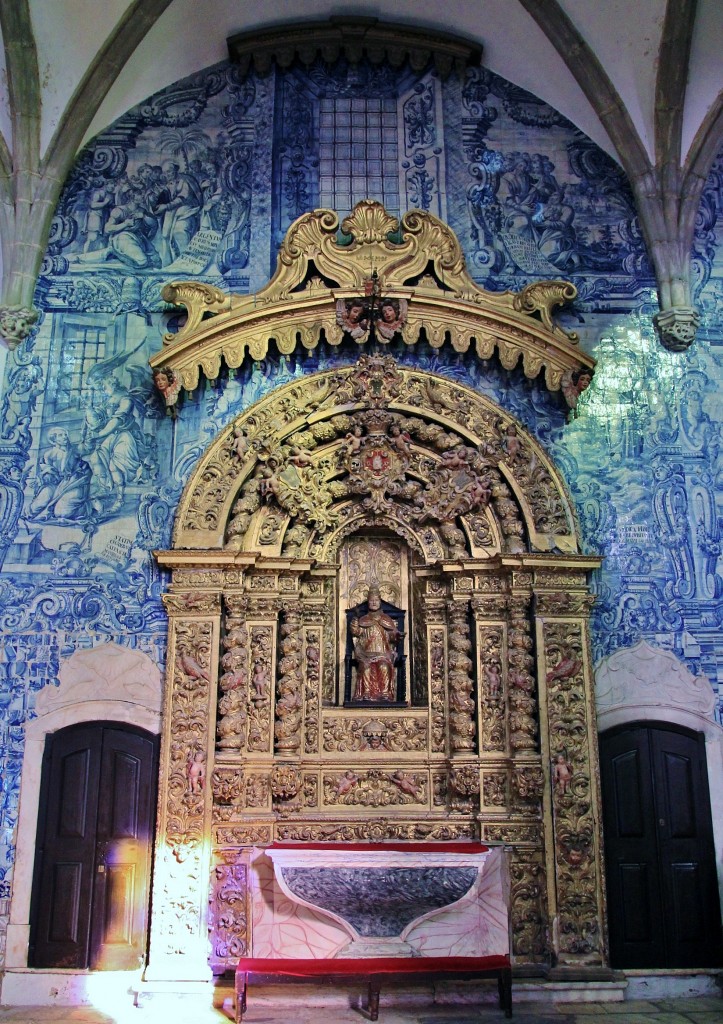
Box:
<box><xmin>350</xmin><ymin>586</ymin><xmax>402</xmax><ymax>702</ymax></box>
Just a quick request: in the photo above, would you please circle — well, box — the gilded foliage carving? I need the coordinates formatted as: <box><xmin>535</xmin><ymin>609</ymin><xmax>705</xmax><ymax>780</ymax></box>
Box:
<box><xmin>211</xmin><ymin>768</ymin><xmax>244</xmax><ymax>805</ymax></box>
<box><xmin>166</xmin><ymin>619</ymin><xmax>213</xmax><ymax>860</ymax></box>
<box><xmin>478</xmin><ymin>624</ymin><xmax>505</xmax><ymax>752</ymax></box>
<box><xmin>277</xmin><ymin>821</ymin><xmax>477</xmax><ymax>842</ymax></box>
<box><xmin>215</xmin><ymin>825</ymin><xmax>272</xmax><ymax>845</ymax></box>
<box><xmin>447</xmin><ymin>600</ymin><xmax>476</xmax><ymax>752</ymax></box>
<box><xmin>323</xmin><ymin>769</ymin><xmax>428</xmax><ymax>807</ymax></box>
<box><xmin>508</xmin><ymin>596</ymin><xmax>537</xmax><ymax>751</ymax></box>
<box><xmin>217</xmin><ymin>601</ymin><xmax>249</xmax><ymax>750</ymax></box>
<box><xmin>322</xmin><ymin>716</ymin><xmax>427</xmax><ymax>752</ymax></box>
<box><xmin>512</xmin><ymin>766</ymin><xmax>544</xmax><ymax>810</ymax></box>
<box><xmin>209</xmin><ymin>858</ymin><xmax>248</xmax><ymax>969</ymax></box>
<box><xmin>510</xmin><ymin>851</ymin><xmax>548</xmax><ymax>960</ymax></box>
<box><xmin>173</xmin><ymin>360</ymin><xmax>578</xmax><ymax>559</ymax></box>
<box><xmin>245</xmin><ymin>773</ymin><xmax>270</xmax><ymax>808</ymax></box>
<box><xmin>449</xmin><ymin>764</ymin><xmax>480</xmax><ymax>812</ymax></box>
<box><xmin>304</xmin><ymin>626</ymin><xmax>321</xmax><ymax>753</ymax></box>
<box><xmin>248</xmin><ymin>625</ymin><xmax>273</xmax><ymax>752</ymax></box>
<box><xmin>482</xmin><ymin>772</ymin><xmax>507</xmax><ymax>807</ymax></box>
<box><xmin>274</xmin><ymin>603</ymin><xmax>304</xmax><ymax>754</ymax></box>
<box><xmin>543</xmin><ymin>619</ymin><xmax>602</xmax><ymax>960</ymax></box>
<box><xmin>270</xmin><ymin>763</ymin><xmax>302</xmax><ymax>800</ymax></box>
<box><xmin>428</xmin><ymin>625</ymin><xmax>447</xmax><ymax>752</ymax></box>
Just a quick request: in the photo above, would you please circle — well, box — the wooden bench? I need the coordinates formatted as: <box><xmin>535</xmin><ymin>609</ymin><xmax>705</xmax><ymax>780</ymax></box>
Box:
<box><xmin>234</xmin><ymin>955</ymin><xmax>512</xmax><ymax>1021</ymax></box>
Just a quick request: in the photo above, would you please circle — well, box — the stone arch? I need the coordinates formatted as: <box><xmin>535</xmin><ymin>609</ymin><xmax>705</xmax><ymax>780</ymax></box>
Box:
<box><xmin>5</xmin><ymin>643</ymin><xmax>161</xmax><ymax>974</ymax></box>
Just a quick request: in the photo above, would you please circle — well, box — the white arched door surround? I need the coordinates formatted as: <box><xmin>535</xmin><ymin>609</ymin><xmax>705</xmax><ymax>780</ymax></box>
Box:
<box><xmin>5</xmin><ymin>642</ymin><xmax>162</xmax><ymax>972</ymax></box>
<box><xmin>595</xmin><ymin>639</ymin><xmax>723</xmax><ymax>918</ymax></box>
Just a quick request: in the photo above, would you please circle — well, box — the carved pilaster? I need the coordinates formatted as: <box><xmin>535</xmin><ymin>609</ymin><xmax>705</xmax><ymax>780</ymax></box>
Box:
<box><xmin>217</xmin><ymin>595</ymin><xmax>249</xmax><ymax>751</ymax></box>
<box><xmin>302</xmin><ymin>585</ymin><xmax>325</xmax><ymax>754</ymax></box>
<box><xmin>508</xmin><ymin>594</ymin><xmax>538</xmax><ymax>752</ymax></box>
<box><xmin>510</xmin><ymin>849</ymin><xmax>549</xmax><ymax>962</ymax></box>
<box><xmin>209</xmin><ymin>851</ymin><xmax>249</xmax><ymax>972</ymax></box>
<box><xmin>148</xmin><ymin>595</ymin><xmax>220</xmax><ymax>979</ymax></box>
<box><xmin>537</xmin><ymin>587</ymin><xmax>606</xmax><ymax>967</ymax></box>
<box><xmin>424</xmin><ymin>593</ymin><xmax>447</xmax><ymax>754</ymax></box>
<box><xmin>275</xmin><ymin>601</ymin><xmax>304</xmax><ymax>754</ymax></box>
<box><xmin>472</xmin><ymin>592</ymin><xmax>507</xmax><ymax>754</ymax></box>
<box><xmin>447</xmin><ymin>598</ymin><xmax>476</xmax><ymax>753</ymax></box>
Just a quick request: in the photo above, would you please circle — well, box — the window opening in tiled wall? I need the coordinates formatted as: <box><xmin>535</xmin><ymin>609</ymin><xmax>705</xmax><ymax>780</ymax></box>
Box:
<box><xmin>319</xmin><ymin>97</ymin><xmax>399</xmax><ymax>218</ymax></box>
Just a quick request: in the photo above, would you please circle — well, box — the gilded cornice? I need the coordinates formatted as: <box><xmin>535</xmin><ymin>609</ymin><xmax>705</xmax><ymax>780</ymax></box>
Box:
<box><xmin>150</xmin><ymin>202</ymin><xmax>594</xmax><ymax>401</ymax></box>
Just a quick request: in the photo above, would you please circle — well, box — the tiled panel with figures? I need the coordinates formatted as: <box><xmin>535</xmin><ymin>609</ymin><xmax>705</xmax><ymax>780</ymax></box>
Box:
<box><xmin>0</xmin><ymin>51</ymin><xmax>721</xmax><ymax>968</ymax></box>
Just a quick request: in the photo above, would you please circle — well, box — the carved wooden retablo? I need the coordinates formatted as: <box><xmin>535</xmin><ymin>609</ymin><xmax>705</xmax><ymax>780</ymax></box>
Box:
<box><xmin>147</xmin><ymin>201</ymin><xmax>605</xmax><ymax>979</ymax></box>
<box><xmin>151</xmin><ymin>351</ymin><xmax>606</xmax><ymax>977</ymax></box>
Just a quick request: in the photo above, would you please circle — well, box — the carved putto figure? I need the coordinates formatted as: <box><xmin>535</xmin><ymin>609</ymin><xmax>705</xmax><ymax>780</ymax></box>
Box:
<box><xmin>187</xmin><ymin>750</ymin><xmax>206</xmax><ymax>794</ymax></box>
<box><xmin>350</xmin><ymin>586</ymin><xmax>401</xmax><ymax>702</ymax></box>
<box><xmin>553</xmin><ymin>753</ymin><xmax>573</xmax><ymax>794</ymax></box>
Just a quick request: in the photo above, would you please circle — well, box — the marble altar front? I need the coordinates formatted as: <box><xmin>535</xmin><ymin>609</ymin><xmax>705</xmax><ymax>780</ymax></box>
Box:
<box><xmin>248</xmin><ymin>842</ymin><xmax>509</xmax><ymax>960</ymax></box>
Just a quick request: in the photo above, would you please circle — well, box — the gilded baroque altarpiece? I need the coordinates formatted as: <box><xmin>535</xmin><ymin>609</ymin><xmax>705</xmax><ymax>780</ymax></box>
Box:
<box><xmin>149</xmin><ymin>203</ymin><xmax>606</xmax><ymax>977</ymax></box>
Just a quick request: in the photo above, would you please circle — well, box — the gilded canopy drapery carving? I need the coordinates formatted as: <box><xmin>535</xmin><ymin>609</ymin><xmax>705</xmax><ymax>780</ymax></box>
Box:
<box><xmin>149</xmin><ymin>200</ymin><xmax>594</xmax><ymax>402</ymax></box>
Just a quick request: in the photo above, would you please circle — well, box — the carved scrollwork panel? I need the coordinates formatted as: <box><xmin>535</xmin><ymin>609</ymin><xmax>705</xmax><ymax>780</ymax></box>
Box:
<box><xmin>209</xmin><ymin>856</ymin><xmax>248</xmax><ymax>971</ymax></box>
<box><xmin>322</xmin><ymin>716</ymin><xmax>427</xmax><ymax>752</ymax></box>
<box><xmin>541</xmin><ymin>618</ymin><xmax>604</xmax><ymax>964</ymax></box>
<box><xmin>322</xmin><ymin>769</ymin><xmax>428</xmax><ymax>807</ymax></box>
<box><xmin>277</xmin><ymin>820</ymin><xmax>477</xmax><ymax>842</ymax></box>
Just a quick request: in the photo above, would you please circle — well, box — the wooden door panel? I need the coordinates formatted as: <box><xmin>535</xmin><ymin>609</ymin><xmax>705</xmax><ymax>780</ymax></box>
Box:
<box><xmin>90</xmin><ymin>727</ymin><xmax>156</xmax><ymax>969</ymax></box>
<box><xmin>601</xmin><ymin>728</ymin><xmax>665</xmax><ymax>967</ymax></box>
<box><xmin>601</xmin><ymin>724</ymin><xmax>723</xmax><ymax>969</ymax></box>
<box><xmin>30</xmin><ymin>726</ymin><xmax>101</xmax><ymax>968</ymax></box>
<box><xmin>652</xmin><ymin>729</ymin><xmax>722</xmax><ymax>967</ymax></box>
<box><xmin>57</xmin><ymin>748</ymin><xmax>93</xmax><ymax>838</ymax></box>
<box><xmin>47</xmin><ymin>862</ymin><xmax>83</xmax><ymax>944</ymax></box>
<box><xmin>108</xmin><ymin>750</ymin><xmax>142</xmax><ymax>838</ymax></box>
<box><xmin>31</xmin><ymin>724</ymin><xmax>157</xmax><ymax>971</ymax></box>
<box><xmin>660</xmin><ymin>750</ymin><xmax>695</xmax><ymax>838</ymax></box>
<box><xmin>617</xmin><ymin>863</ymin><xmax>653</xmax><ymax>943</ymax></box>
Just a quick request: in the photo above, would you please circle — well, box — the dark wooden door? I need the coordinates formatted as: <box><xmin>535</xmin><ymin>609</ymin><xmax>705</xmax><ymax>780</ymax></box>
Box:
<box><xmin>600</xmin><ymin>723</ymin><xmax>722</xmax><ymax>968</ymax></box>
<box><xmin>30</xmin><ymin>723</ymin><xmax>157</xmax><ymax>970</ymax></box>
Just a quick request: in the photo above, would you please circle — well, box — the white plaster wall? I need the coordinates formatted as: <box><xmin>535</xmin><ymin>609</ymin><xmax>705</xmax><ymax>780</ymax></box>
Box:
<box><xmin>82</xmin><ymin>0</ymin><xmax>615</xmax><ymax>155</ymax></box>
<box><xmin>558</xmin><ymin>0</ymin><xmax>666</xmax><ymax>162</ymax></box>
<box><xmin>29</xmin><ymin>0</ymin><xmax>133</xmax><ymax>158</ymax></box>
<box><xmin>3</xmin><ymin>642</ymin><xmax>162</xmax><ymax>978</ymax></box>
<box><xmin>681</xmin><ymin>0</ymin><xmax>723</xmax><ymax>162</ymax></box>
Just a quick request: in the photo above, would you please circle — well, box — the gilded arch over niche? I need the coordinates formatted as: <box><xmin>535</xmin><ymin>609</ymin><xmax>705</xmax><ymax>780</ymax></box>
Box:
<box><xmin>171</xmin><ymin>357</ymin><xmax>580</xmax><ymax>559</ymax></box>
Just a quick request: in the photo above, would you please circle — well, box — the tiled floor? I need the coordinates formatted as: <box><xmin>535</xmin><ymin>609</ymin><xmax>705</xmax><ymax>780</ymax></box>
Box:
<box><xmin>0</xmin><ymin>996</ymin><xmax>721</xmax><ymax>1024</ymax></box>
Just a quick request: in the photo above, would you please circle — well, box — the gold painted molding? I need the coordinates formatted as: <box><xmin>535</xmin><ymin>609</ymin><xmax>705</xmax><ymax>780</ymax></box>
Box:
<box><xmin>150</xmin><ymin>201</ymin><xmax>594</xmax><ymax>400</ymax></box>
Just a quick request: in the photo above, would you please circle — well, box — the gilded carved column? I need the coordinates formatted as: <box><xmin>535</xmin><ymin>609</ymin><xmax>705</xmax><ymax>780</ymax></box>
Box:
<box><xmin>217</xmin><ymin>595</ymin><xmax>249</xmax><ymax>751</ymax></box>
<box><xmin>275</xmin><ymin>600</ymin><xmax>304</xmax><ymax>754</ymax></box>
<box><xmin>447</xmin><ymin>597</ymin><xmax>476</xmax><ymax>753</ymax></box>
<box><xmin>147</xmin><ymin>590</ymin><xmax>220</xmax><ymax>980</ymax></box>
<box><xmin>246</xmin><ymin>595</ymin><xmax>278</xmax><ymax>756</ymax></box>
<box><xmin>508</xmin><ymin>592</ymin><xmax>538</xmax><ymax>752</ymax></box>
<box><xmin>472</xmin><ymin>588</ymin><xmax>508</xmax><ymax>754</ymax></box>
<box><xmin>536</xmin><ymin>582</ymin><xmax>607</xmax><ymax>969</ymax></box>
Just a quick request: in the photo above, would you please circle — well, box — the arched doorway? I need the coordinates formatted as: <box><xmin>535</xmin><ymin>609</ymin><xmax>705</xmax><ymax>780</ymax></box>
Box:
<box><xmin>600</xmin><ymin>722</ymin><xmax>723</xmax><ymax>968</ymax></box>
<box><xmin>29</xmin><ymin>722</ymin><xmax>158</xmax><ymax>970</ymax></box>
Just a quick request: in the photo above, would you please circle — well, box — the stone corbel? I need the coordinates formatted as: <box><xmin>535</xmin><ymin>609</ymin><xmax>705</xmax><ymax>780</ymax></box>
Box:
<box><xmin>653</xmin><ymin>305</ymin><xmax>700</xmax><ymax>352</ymax></box>
<box><xmin>0</xmin><ymin>306</ymin><xmax>39</xmax><ymax>349</ymax></box>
